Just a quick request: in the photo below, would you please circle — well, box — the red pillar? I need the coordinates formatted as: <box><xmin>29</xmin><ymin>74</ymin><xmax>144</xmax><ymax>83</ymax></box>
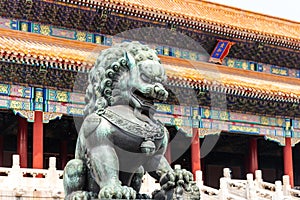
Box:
<box><xmin>164</xmin><ymin>143</ymin><xmax>172</xmax><ymax>164</ymax></box>
<box><xmin>283</xmin><ymin>137</ymin><xmax>294</xmax><ymax>187</ymax></box>
<box><xmin>17</xmin><ymin>116</ymin><xmax>28</xmax><ymax>168</ymax></box>
<box><xmin>33</xmin><ymin>111</ymin><xmax>43</xmax><ymax>169</ymax></box>
<box><xmin>191</xmin><ymin>128</ymin><xmax>201</xmax><ymax>178</ymax></box>
<box><xmin>60</xmin><ymin>140</ymin><xmax>68</xmax><ymax>169</ymax></box>
<box><xmin>0</xmin><ymin>135</ymin><xmax>3</xmax><ymax>166</ymax></box>
<box><xmin>248</xmin><ymin>138</ymin><xmax>258</xmax><ymax>174</ymax></box>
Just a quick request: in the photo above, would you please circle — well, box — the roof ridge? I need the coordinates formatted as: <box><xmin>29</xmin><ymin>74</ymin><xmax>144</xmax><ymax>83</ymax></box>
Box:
<box><xmin>90</xmin><ymin>0</ymin><xmax>300</xmax><ymax>40</ymax></box>
<box><xmin>198</xmin><ymin>0</ymin><xmax>300</xmax><ymax>24</ymax></box>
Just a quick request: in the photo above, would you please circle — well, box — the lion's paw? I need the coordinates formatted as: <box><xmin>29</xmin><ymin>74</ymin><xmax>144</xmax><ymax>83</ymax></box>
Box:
<box><xmin>159</xmin><ymin>168</ymin><xmax>201</xmax><ymax>200</ymax></box>
<box><xmin>180</xmin><ymin>182</ymin><xmax>201</xmax><ymax>200</ymax></box>
<box><xmin>99</xmin><ymin>185</ymin><xmax>136</xmax><ymax>199</ymax></box>
<box><xmin>136</xmin><ymin>193</ymin><xmax>151</xmax><ymax>199</ymax></box>
<box><xmin>66</xmin><ymin>191</ymin><xmax>90</xmax><ymax>200</ymax></box>
<box><xmin>160</xmin><ymin>168</ymin><xmax>194</xmax><ymax>189</ymax></box>
<box><xmin>189</xmin><ymin>183</ymin><xmax>201</xmax><ymax>200</ymax></box>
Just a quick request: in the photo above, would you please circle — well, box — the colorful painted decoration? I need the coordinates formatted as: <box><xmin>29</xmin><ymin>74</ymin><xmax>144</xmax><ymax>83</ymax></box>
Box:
<box><xmin>209</xmin><ymin>40</ymin><xmax>235</xmax><ymax>64</ymax></box>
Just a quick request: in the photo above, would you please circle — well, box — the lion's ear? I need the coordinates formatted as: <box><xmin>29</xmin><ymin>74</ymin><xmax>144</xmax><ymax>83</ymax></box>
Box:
<box><xmin>124</xmin><ymin>52</ymin><xmax>136</xmax><ymax>69</ymax></box>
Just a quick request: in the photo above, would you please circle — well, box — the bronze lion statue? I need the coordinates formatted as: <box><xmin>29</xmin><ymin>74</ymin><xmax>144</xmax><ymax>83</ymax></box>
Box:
<box><xmin>63</xmin><ymin>41</ymin><xmax>200</xmax><ymax>199</ymax></box>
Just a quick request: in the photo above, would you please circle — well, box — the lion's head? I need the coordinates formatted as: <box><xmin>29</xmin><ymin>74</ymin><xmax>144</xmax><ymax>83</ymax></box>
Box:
<box><xmin>84</xmin><ymin>41</ymin><xmax>168</xmax><ymax>117</ymax></box>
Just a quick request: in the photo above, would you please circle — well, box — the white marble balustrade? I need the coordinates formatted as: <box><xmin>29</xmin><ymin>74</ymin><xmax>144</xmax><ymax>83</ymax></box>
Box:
<box><xmin>0</xmin><ymin>155</ymin><xmax>300</xmax><ymax>199</ymax></box>
<box><xmin>0</xmin><ymin>155</ymin><xmax>64</xmax><ymax>199</ymax></box>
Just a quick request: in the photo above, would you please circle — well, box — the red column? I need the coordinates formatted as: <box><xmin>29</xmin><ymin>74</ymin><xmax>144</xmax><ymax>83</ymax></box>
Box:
<box><xmin>17</xmin><ymin>116</ymin><xmax>28</xmax><ymax>168</ymax></box>
<box><xmin>164</xmin><ymin>143</ymin><xmax>172</xmax><ymax>164</ymax></box>
<box><xmin>0</xmin><ymin>135</ymin><xmax>3</xmax><ymax>166</ymax></box>
<box><xmin>60</xmin><ymin>140</ymin><xmax>68</xmax><ymax>169</ymax></box>
<box><xmin>248</xmin><ymin>138</ymin><xmax>258</xmax><ymax>174</ymax></box>
<box><xmin>283</xmin><ymin>137</ymin><xmax>294</xmax><ymax>187</ymax></box>
<box><xmin>191</xmin><ymin>128</ymin><xmax>201</xmax><ymax>178</ymax></box>
<box><xmin>33</xmin><ymin>111</ymin><xmax>43</xmax><ymax>169</ymax></box>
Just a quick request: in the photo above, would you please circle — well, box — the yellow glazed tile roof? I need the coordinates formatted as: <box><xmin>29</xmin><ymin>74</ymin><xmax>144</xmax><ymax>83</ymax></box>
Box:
<box><xmin>1</xmin><ymin>28</ymin><xmax>300</xmax><ymax>102</ymax></box>
<box><xmin>0</xmin><ymin>28</ymin><xmax>99</xmax><ymax>67</ymax></box>
<box><xmin>97</xmin><ymin>0</ymin><xmax>300</xmax><ymax>40</ymax></box>
<box><xmin>164</xmin><ymin>60</ymin><xmax>300</xmax><ymax>102</ymax></box>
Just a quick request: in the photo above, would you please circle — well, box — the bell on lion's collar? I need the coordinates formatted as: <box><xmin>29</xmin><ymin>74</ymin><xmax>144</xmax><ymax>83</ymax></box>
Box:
<box><xmin>140</xmin><ymin>140</ymin><xmax>156</xmax><ymax>155</ymax></box>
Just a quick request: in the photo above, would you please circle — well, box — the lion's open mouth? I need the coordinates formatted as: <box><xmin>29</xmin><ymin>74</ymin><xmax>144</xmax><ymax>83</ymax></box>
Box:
<box><xmin>132</xmin><ymin>89</ymin><xmax>154</xmax><ymax>107</ymax></box>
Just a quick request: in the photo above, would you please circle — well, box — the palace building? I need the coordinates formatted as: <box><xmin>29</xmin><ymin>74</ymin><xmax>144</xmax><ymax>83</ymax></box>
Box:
<box><xmin>0</xmin><ymin>0</ymin><xmax>299</xmax><ymax>189</ymax></box>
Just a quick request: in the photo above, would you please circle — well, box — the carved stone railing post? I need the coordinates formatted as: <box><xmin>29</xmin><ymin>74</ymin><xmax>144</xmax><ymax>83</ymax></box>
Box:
<box><xmin>273</xmin><ymin>180</ymin><xmax>284</xmax><ymax>200</ymax></box>
<box><xmin>46</xmin><ymin>157</ymin><xmax>58</xmax><ymax>183</ymax></box>
<box><xmin>219</xmin><ymin>177</ymin><xmax>229</xmax><ymax>199</ymax></box>
<box><xmin>8</xmin><ymin>155</ymin><xmax>25</xmax><ymax>196</ymax></box>
<box><xmin>46</xmin><ymin>157</ymin><xmax>63</xmax><ymax>198</ymax></box>
<box><xmin>282</xmin><ymin>175</ymin><xmax>291</xmax><ymax>197</ymax></box>
<box><xmin>255</xmin><ymin>170</ymin><xmax>263</xmax><ymax>189</ymax></box>
<box><xmin>195</xmin><ymin>170</ymin><xmax>203</xmax><ymax>188</ymax></box>
<box><xmin>223</xmin><ymin>168</ymin><xmax>231</xmax><ymax>179</ymax></box>
<box><xmin>218</xmin><ymin>168</ymin><xmax>231</xmax><ymax>199</ymax></box>
<box><xmin>246</xmin><ymin>173</ymin><xmax>256</xmax><ymax>200</ymax></box>
<box><xmin>174</xmin><ymin>164</ymin><xmax>181</xmax><ymax>170</ymax></box>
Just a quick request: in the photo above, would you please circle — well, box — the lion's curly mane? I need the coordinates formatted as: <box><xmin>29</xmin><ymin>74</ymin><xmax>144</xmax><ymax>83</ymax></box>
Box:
<box><xmin>84</xmin><ymin>41</ymin><xmax>160</xmax><ymax>117</ymax></box>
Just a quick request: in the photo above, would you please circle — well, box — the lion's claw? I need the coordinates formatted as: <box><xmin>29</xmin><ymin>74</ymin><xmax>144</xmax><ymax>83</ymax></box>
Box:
<box><xmin>159</xmin><ymin>168</ymin><xmax>200</xmax><ymax>199</ymax></box>
<box><xmin>66</xmin><ymin>191</ymin><xmax>90</xmax><ymax>200</ymax></box>
<box><xmin>99</xmin><ymin>185</ymin><xmax>136</xmax><ymax>199</ymax></box>
<box><xmin>136</xmin><ymin>193</ymin><xmax>151</xmax><ymax>199</ymax></box>
<box><xmin>160</xmin><ymin>168</ymin><xmax>193</xmax><ymax>189</ymax></box>
<box><xmin>188</xmin><ymin>183</ymin><xmax>201</xmax><ymax>200</ymax></box>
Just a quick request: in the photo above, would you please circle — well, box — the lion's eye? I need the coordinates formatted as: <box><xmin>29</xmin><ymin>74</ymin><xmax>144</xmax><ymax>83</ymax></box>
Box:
<box><xmin>135</xmin><ymin>54</ymin><xmax>145</xmax><ymax>62</ymax></box>
<box><xmin>141</xmin><ymin>74</ymin><xmax>152</xmax><ymax>83</ymax></box>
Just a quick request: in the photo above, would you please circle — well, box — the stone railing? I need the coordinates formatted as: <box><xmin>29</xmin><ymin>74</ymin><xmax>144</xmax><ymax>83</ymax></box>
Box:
<box><xmin>1</xmin><ymin>155</ymin><xmax>300</xmax><ymax>199</ymax></box>
<box><xmin>0</xmin><ymin>155</ymin><xmax>64</xmax><ymax>199</ymax></box>
<box><xmin>197</xmin><ymin>168</ymin><xmax>300</xmax><ymax>200</ymax></box>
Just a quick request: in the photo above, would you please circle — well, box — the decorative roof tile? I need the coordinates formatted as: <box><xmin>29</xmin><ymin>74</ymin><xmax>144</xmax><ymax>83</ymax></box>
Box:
<box><xmin>164</xmin><ymin>60</ymin><xmax>300</xmax><ymax>103</ymax></box>
<box><xmin>1</xmin><ymin>28</ymin><xmax>300</xmax><ymax>102</ymax></box>
<box><xmin>93</xmin><ymin>0</ymin><xmax>300</xmax><ymax>40</ymax></box>
<box><xmin>0</xmin><ymin>28</ymin><xmax>98</xmax><ymax>69</ymax></box>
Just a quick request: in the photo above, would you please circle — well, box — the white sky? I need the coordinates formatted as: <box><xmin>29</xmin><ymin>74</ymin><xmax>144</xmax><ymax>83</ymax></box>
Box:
<box><xmin>206</xmin><ymin>0</ymin><xmax>300</xmax><ymax>22</ymax></box>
